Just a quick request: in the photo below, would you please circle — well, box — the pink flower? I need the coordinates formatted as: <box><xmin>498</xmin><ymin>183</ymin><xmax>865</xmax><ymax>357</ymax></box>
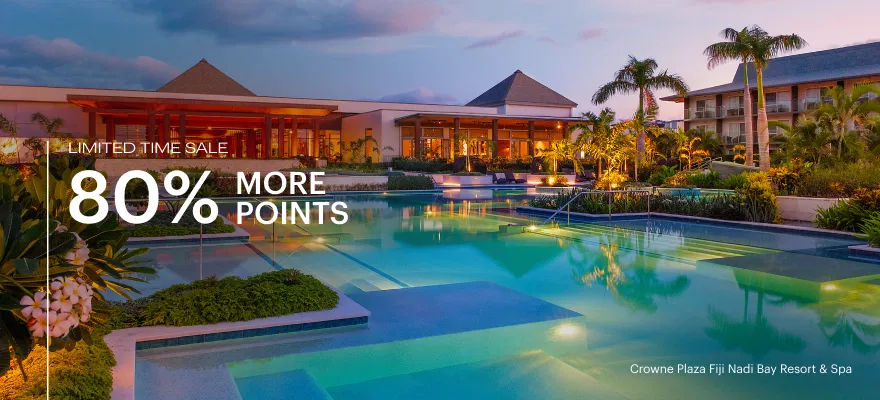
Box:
<box><xmin>20</xmin><ymin>292</ymin><xmax>48</xmax><ymax>318</ymax></box>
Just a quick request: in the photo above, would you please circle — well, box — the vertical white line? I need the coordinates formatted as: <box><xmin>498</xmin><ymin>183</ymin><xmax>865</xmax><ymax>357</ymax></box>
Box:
<box><xmin>45</xmin><ymin>141</ymin><xmax>50</xmax><ymax>400</ymax></box>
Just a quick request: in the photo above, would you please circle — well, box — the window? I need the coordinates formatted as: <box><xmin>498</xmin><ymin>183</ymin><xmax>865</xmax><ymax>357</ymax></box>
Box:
<box><xmin>855</xmin><ymin>81</ymin><xmax>879</xmax><ymax>101</ymax></box>
<box><xmin>695</xmin><ymin>99</ymin><xmax>716</xmax><ymax>119</ymax></box>
<box><xmin>765</xmin><ymin>92</ymin><xmax>791</xmax><ymax>113</ymax></box>
<box><xmin>727</xmin><ymin>96</ymin><xmax>744</xmax><ymax>116</ymax></box>
<box><xmin>726</xmin><ymin>123</ymin><xmax>745</xmax><ymax>144</ymax></box>
<box><xmin>694</xmin><ymin>124</ymin><xmax>714</xmax><ymax>134</ymax></box>
<box><xmin>804</xmin><ymin>87</ymin><xmax>832</xmax><ymax>110</ymax></box>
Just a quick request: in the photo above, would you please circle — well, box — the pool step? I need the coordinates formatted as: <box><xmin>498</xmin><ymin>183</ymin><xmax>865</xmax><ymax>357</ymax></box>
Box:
<box><xmin>235</xmin><ymin>369</ymin><xmax>333</xmax><ymax>400</ymax></box>
<box><xmin>550</xmin><ymin>223</ymin><xmax>769</xmax><ymax>259</ymax></box>
<box><xmin>228</xmin><ymin>316</ymin><xmax>587</xmax><ymax>388</ymax></box>
<box><xmin>326</xmin><ymin>350</ymin><xmax>626</xmax><ymax>400</ymax></box>
<box><xmin>564</xmin><ymin>222</ymin><xmax>769</xmax><ymax>256</ymax></box>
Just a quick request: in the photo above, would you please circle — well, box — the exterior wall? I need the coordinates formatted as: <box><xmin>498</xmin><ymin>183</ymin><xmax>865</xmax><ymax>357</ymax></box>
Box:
<box><xmin>0</xmin><ymin>101</ymin><xmax>89</xmax><ymax>138</ymax></box>
<box><xmin>497</xmin><ymin>104</ymin><xmax>572</xmax><ymax>117</ymax></box>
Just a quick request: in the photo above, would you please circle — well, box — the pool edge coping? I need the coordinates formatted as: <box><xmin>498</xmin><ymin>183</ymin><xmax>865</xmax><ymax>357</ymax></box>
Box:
<box><xmin>104</xmin><ymin>286</ymin><xmax>369</xmax><ymax>400</ymax></box>
<box><xmin>514</xmin><ymin>206</ymin><xmax>861</xmax><ymax>239</ymax></box>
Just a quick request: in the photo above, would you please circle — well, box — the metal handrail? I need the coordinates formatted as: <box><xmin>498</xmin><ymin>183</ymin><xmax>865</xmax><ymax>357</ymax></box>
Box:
<box><xmin>538</xmin><ymin>189</ymin><xmax>651</xmax><ymax>226</ymax></box>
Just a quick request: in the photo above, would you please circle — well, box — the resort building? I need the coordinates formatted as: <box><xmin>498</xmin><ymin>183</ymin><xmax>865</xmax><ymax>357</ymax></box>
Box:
<box><xmin>662</xmin><ymin>41</ymin><xmax>880</xmax><ymax>155</ymax></box>
<box><xmin>0</xmin><ymin>60</ymin><xmax>581</xmax><ymax>163</ymax></box>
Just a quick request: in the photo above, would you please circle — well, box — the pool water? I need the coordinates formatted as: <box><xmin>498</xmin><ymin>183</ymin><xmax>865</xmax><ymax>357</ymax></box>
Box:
<box><xmin>131</xmin><ymin>189</ymin><xmax>880</xmax><ymax>400</ymax></box>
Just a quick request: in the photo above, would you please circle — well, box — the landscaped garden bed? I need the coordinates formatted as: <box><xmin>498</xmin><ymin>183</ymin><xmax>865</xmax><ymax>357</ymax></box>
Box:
<box><xmin>127</xmin><ymin>211</ymin><xmax>236</xmax><ymax>237</ymax></box>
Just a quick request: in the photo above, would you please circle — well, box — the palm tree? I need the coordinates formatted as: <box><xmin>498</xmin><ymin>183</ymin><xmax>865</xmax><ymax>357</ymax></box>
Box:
<box><xmin>31</xmin><ymin>112</ymin><xmax>72</xmax><ymax>153</ymax></box>
<box><xmin>770</xmin><ymin>117</ymin><xmax>834</xmax><ymax>165</ymax></box>
<box><xmin>592</xmin><ymin>56</ymin><xmax>689</xmax><ymax>181</ymax></box>
<box><xmin>679</xmin><ymin>135</ymin><xmax>709</xmax><ymax>170</ymax></box>
<box><xmin>704</xmin><ymin>27</ymin><xmax>760</xmax><ymax>166</ymax></box>
<box><xmin>570</xmin><ymin>108</ymin><xmax>616</xmax><ymax>176</ymax></box>
<box><xmin>813</xmin><ymin>84</ymin><xmax>880</xmax><ymax>159</ymax></box>
<box><xmin>0</xmin><ymin>113</ymin><xmax>20</xmax><ymax>163</ymax></box>
<box><xmin>727</xmin><ymin>27</ymin><xmax>806</xmax><ymax>171</ymax></box>
<box><xmin>539</xmin><ymin>140</ymin><xmax>581</xmax><ymax>174</ymax></box>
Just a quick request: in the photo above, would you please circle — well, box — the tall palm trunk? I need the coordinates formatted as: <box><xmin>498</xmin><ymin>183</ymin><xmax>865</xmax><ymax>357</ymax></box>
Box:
<box><xmin>742</xmin><ymin>62</ymin><xmax>755</xmax><ymax>166</ymax></box>
<box><xmin>755</xmin><ymin>68</ymin><xmax>770</xmax><ymax>171</ymax></box>
<box><xmin>635</xmin><ymin>89</ymin><xmax>645</xmax><ymax>182</ymax></box>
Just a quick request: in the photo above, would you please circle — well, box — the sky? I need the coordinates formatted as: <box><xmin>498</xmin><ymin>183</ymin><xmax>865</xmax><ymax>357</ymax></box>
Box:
<box><xmin>1</xmin><ymin>0</ymin><xmax>879</xmax><ymax>120</ymax></box>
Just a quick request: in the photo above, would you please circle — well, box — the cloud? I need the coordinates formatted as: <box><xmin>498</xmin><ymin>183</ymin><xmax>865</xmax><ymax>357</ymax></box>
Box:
<box><xmin>577</xmin><ymin>28</ymin><xmax>603</xmax><ymax>41</ymax></box>
<box><xmin>537</xmin><ymin>36</ymin><xmax>557</xmax><ymax>44</ymax></box>
<box><xmin>378</xmin><ymin>87</ymin><xmax>457</xmax><ymax>104</ymax></box>
<box><xmin>466</xmin><ymin>30</ymin><xmax>525</xmax><ymax>49</ymax></box>
<box><xmin>0</xmin><ymin>35</ymin><xmax>178</xmax><ymax>89</ymax></box>
<box><xmin>124</xmin><ymin>0</ymin><xmax>443</xmax><ymax>44</ymax></box>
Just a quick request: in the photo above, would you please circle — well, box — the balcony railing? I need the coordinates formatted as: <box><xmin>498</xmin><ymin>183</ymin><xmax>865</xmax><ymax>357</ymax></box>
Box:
<box><xmin>684</xmin><ymin>107</ymin><xmax>719</xmax><ymax>120</ymax></box>
<box><xmin>723</xmin><ymin>133</ymin><xmax>746</xmax><ymax>144</ymax></box>
<box><xmin>764</xmin><ymin>102</ymin><xmax>792</xmax><ymax>114</ymax></box>
<box><xmin>802</xmin><ymin>98</ymin><xmax>832</xmax><ymax>111</ymax></box>
<box><xmin>723</xmin><ymin>105</ymin><xmax>744</xmax><ymax>117</ymax></box>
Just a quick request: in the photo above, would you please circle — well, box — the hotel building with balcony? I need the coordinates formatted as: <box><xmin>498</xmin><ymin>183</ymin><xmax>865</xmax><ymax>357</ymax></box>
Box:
<box><xmin>662</xmin><ymin>42</ymin><xmax>880</xmax><ymax>155</ymax></box>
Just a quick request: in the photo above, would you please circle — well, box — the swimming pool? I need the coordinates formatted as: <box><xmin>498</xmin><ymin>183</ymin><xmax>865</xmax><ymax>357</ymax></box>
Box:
<box><xmin>131</xmin><ymin>189</ymin><xmax>880</xmax><ymax>400</ymax></box>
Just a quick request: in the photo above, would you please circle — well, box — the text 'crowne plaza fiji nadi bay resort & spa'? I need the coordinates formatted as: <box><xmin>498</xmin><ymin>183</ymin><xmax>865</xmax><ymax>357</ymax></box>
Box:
<box><xmin>1</xmin><ymin>2</ymin><xmax>880</xmax><ymax>399</ymax></box>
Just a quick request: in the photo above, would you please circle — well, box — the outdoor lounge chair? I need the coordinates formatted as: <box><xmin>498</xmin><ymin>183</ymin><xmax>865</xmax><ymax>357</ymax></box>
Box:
<box><xmin>491</xmin><ymin>171</ymin><xmax>511</xmax><ymax>184</ymax></box>
<box><xmin>504</xmin><ymin>170</ymin><xmax>526</xmax><ymax>184</ymax></box>
<box><xmin>576</xmin><ymin>170</ymin><xmax>596</xmax><ymax>183</ymax></box>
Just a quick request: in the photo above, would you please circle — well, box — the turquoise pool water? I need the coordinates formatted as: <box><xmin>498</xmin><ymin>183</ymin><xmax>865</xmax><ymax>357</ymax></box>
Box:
<box><xmin>131</xmin><ymin>189</ymin><xmax>880</xmax><ymax>400</ymax></box>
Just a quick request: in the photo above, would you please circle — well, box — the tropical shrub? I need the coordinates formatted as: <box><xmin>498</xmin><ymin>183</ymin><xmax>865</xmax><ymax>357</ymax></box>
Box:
<box><xmin>594</xmin><ymin>171</ymin><xmax>627</xmax><ymax>190</ymax></box>
<box><xmin>652</xmin><ymin>194</ymin><xmax>744</xmax><ymax>220</ymax></box>
<box><xmin>128</xmin><ymin>211</ymin><xmax>236</xmax><ymax>237</ymax></box>
<box><xmin>814</xmin><ymin>188</ymin><xmax>880</xmax><ymax>232</ymax></box>
<box><xmin>648</xmin><ymin>165</ymin><xmax>677</xmax><ymax>186</ymax></box>
<box><xmin>796</xmin><ymin>163</ymin><xmax>880</xmax><ymax>197</ymax></box>
<box><xmin>736</xmin><ymin>172</ymin><xmax>780</xmax><ymax>223</ymax></box>
<box><xmin>717</xmin><ymin>173</ymin><xmax>748</xmax><ymax>190</ymax></box>
<box><xmin>137</xmin><ymin>270</ymin><xmax>338</xmax><ymax>326</ymax></box>
<box><xmin>391</xmin><ymin>158</ymin><xmax>451</xmax><ymax>173</ymax></box>
<box><xmin>663</xmin><ymin>171</ymin><xmax>692</xmax><ymax>187</ymax></box>
<box><xmin>386</xmin><ymin>176</ymin><xmax>434</xmax><ymax>190</ymax></box>
<box><xmin>539</xmin><ymin>176</ymin><xmax>568</xmax><ymax>187</ymax></box>
<box><xmin>0</xmin><ymin>154</ymin><xmax>153</xmax><ymax>385</ymax></box>
<box><xmin>686</xmin><ymin>171</ymin><xmax>721</xmax><ymax>188</ymax></box>
<box><xmin>815</xmin><ymin>202</ymin><xmax>871</xmax><ymax>232</ymax></box>
<box><xmin>858</xmin><ymin>213</ymin><xmax>880</xmax><ymax>247</ymax></box>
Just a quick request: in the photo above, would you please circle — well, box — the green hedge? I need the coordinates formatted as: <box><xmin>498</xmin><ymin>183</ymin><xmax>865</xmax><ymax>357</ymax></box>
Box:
<box><xmin>386</xmin><ymin>176</ymin><xmax>435</xmax><ymax>190</ymax></box>
<box><xmin>137</xmin><ymin>270</ymin><xmax>338</xmax><ymax>326</ymax></box>
<box><xmin>128</xmin><ymin>211</ymin><xmax>235</xmax><ymax>237</ymax></box>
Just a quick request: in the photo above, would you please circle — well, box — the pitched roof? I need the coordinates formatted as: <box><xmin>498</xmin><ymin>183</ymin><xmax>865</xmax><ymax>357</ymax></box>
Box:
<box><xmin>466</xmin><ymin>70</ymin><xmax>577</xmax><ymax>107</ymax></box>
<box><xmin>156</xmin><ymin>59</ymin><xmax>256</xmax><ymax>96</ymax></box>
<box><xmin>662</xmin><ymin>41</ymin><xmax>880</xmax><ymax>100</ymax></box>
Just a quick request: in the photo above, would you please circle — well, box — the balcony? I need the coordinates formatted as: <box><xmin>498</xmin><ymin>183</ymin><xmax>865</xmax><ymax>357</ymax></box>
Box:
<box><xmin>723</xmin><ymin>132</ymin><xmax>746</xmax><ymax>144</ymax></box>
<box><xmin>765</xmin><ymin>102</ymin><xmax>792</xmax><ymax>114</ymax></box>
<box><xmin>802</xmin><ymin>98</ymin><xmax>832</xmax><ymax>111</ymax></box>
<box><xmin>723</xmin><ymin>105</ymin><xmax>744</xmax><ymax>117</ymax></box>
<box><xmin>684</xmin><ymin>107</ymin><xmax>719</xmax><ymax>120</ymax></box>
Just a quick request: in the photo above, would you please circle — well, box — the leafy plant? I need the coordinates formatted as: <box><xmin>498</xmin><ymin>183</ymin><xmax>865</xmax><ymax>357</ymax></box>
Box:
<box><xmin>816</xmin><ymin>201</ymin><xmax>874</xmax><ymax>232</ymax></box>
<box><xmin>386</xmin><ymin>176</ymin><xmax>434</xmax><ymax>190</ymax></box>
<box><xmin>0</xmin><ymin>154</ymin><xmax>154</xmax><ymax>382</ymax></box>
<box><xmin>686</xmin><ymin>171</ymin><xmax>721</xmax><ymax>188</ymax></box>
<box><xmin>128</xmin><ymin>212</ymin><xmax>235</xmax><ymax>237</ymax></box>
<box><xmin>648</xmin><ymin>165</ymin><xmax>677</xmax><ymax>186</ymax></box>
<box><xmin>137</xmin><ymin>270</ymin><xmax>338</xmax><ymax>327</ymax></box>
<box><xmin>858</xmin><ymin>213</ymin><xmax>880</xmax><ymax>247</ymax></box>
<box><xmin>736</xmin><ymin>172</ymin><xmax>780</xmax><ymax>223</ymax></box>
<box><xmin>718</xmin><ymin>173</ymin><xmax>748</xmax><ymax>190</ymax></box>
<box><xmin>593</xmin><ymin>171</ymin><xmax>627</xmax><ymax>190</ymax></box>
